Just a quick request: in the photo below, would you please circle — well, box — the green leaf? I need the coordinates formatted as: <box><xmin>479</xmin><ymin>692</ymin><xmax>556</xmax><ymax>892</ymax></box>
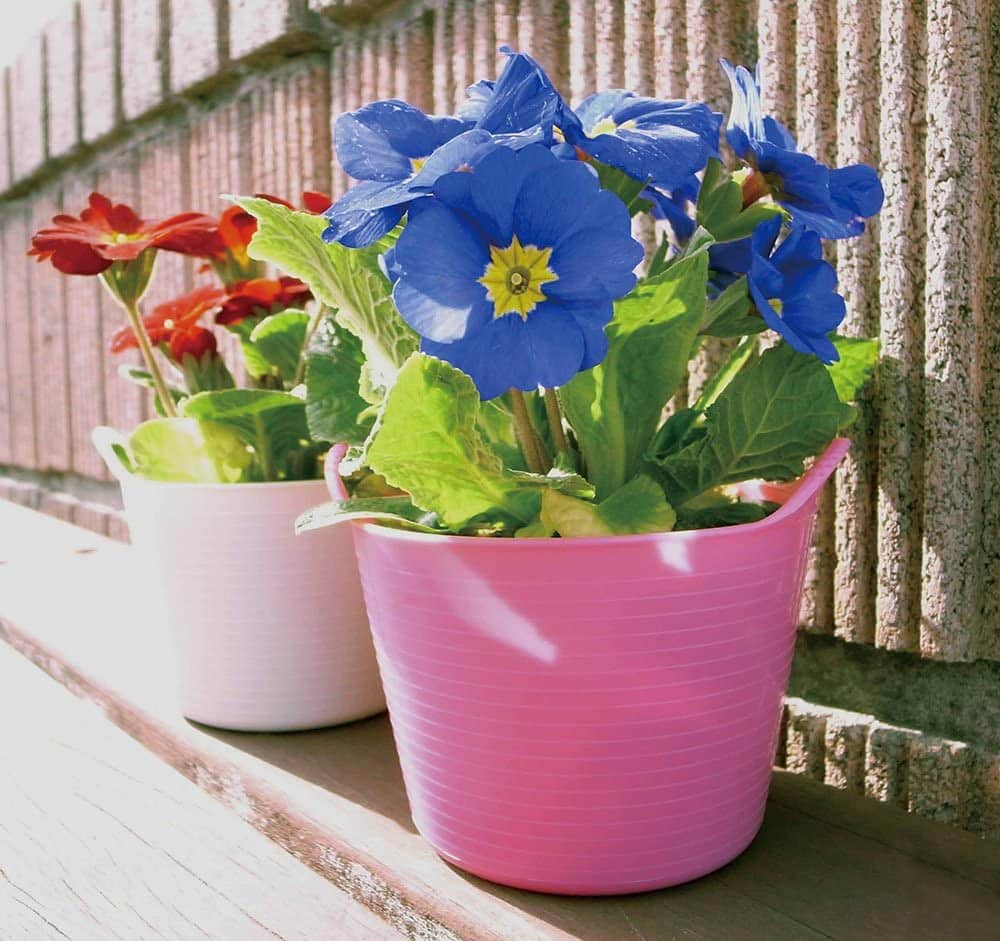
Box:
<box><xmin>128</xmin><ymin>418</ymin><xmax>253</xmax><ymax>483</ymax></box>
<box><xmin>540</xmin><ymin>475</ymin><xmax>676</xmax><ymax>538</ymax></box>
<box><xmin>304</xmin><ymin>314</ymin><xmax>373</xmax><ymax>445</ymax></box>
<box><xmin>827</xmin><ymin>335</ymin><xmax>879</xmax><ymax>402</ymax></box>
<box><xmin>231</xmin><ymin>196</ymin><xmax>418</xmax><ymax>397</ymax></box>
<box><xmin>701</xmin><ymin>277</ymin><xmax>768</xmax><ymax>338</ymax></box>
<box><xmin>696</xmin><ymin>159</ymin><xmax>783</xmax><ymax>242</ymax></box>
<box><xmin>649</xmin><ymin>343</ymin><xmax>855</xmax><ymax>506</ymax></box>
<box><xmin>248</xmin><ymin>310</ymin><xmax>310</xmax><ymax>383</ymax></box>
<box><xmin>692</xmin><ymin>335</ymin><xmax>759</xmax><ymax>412</ymax></box>
<box><xmin>295</xmin><ymin>496</ymin><xmax>447</xmax><ymax>535</ymax></box>
<box><xmin>179</xmin><ymin>389</ymin><xmax>316</xmax><ymax>481</ymax></box>
<box><xmin>365</xmin><ymin>354</ymin><xmax>553</xmax><ymax>530</ymax></box>
<box><xmin>180</xmin><ymin>388</ymin><xmax>304</xmax><ymax>421</ymax></box>
<box><xmin>561</xmin><ymin>250</ymin><xmax>709</xmax><ymax>499</ymax></box>
<box><xmin>674</xmin><ymin>497</ymin><xmax>779</xmax><ymax>530</ymax></box>
<box><xmin>593</xmin><ymin>161</ymin><xmax>650</xmax><ymax>214</ymax></box>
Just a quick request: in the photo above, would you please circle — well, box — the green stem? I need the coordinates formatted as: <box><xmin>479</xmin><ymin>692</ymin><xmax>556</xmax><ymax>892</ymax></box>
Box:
<box><xmin>543</xmin><ymin>388</ymin><xmax>570</xmax><ymax>458</ymax></box>
<box><xmin>121</xmin><ymin>297</ymin><xmax>178</xmax><ymax>418</ymax></box>
<box><xmin>509</xmin><ymin>389</ymin><xmax>545</xmax><ymax>475</ymax></box>
<box><xmin>253</xmin><ymin>413</ymin><xmax>277</xmax><ymax>481</ymax></box>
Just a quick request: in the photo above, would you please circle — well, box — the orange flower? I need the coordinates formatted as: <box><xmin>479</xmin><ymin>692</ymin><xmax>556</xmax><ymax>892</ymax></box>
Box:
<box><xmin>109</xmin><ymin>285</ymin><xmax>227</xmax><ymax>353</ymax></box>
<box><xmin>28</xmin><ymin>193</ymin><xmax>224</xmax><ymax>275</ymax></box>
<box><xmin>216</xmin><ymin>276</ymin><xmax>312</xmax><ymax>325</ymax></box>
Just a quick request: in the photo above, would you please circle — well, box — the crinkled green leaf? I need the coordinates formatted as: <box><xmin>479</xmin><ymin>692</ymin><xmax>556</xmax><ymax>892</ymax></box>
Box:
<box><xmin>696</xmin><ymin>159</ymin><xmax>784</xmax><ymax>242</ymax></box>
<box><xmin>828</xmin><ymin>335</ymin><xmax>879</xmax><ymax>402</ymax></box>
<box><xmin>296</xmin><ymin>496</ymin><xmax>447</xmax><ymax>535</ymax></box>
<box><xmin>179</xmin><ymin>389</ymin><xmax>316</xmax><ymax>481</ymax></box>
<box><xmin>540</xmin><ymin>475</ymin><xmax>676</xmax><ymax>538</ymax></box>
<box><xmin>304</xmin><ymin>313</ymin><xmax>373</xmax><ymax>445</ymax></box>
<box><xmin>231</xmin><ymin>196</ymin><xmax>418</xmax><ymax>398</ymax></box>
<box><xmin>649</xmin><ymin>343</ymin><xmax>854</xmax><ymax>506</ymax></box>
<box><xmin>248</xmin><ymin>310</ymin><xmax>310</xmax><ymax>383</ymax></box>
<box><xmin>365</xmin><ymin>354</ymin><xmax>565</xmax><ymax>530</ymax></box>
<box><xmin>128</xmin><ymin>418</ymin><xmax>253</xmax><ymax>483</ymax></box>
<box><xmin>561</xmin><ymin>250</ymin><xmax>708</xmax><ymax>499</ymax></box>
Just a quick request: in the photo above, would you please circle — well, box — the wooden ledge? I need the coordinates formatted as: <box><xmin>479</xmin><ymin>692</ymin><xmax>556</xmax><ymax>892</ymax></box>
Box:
<box><xmin>1</xmin><ymin>500</ymin><xmax>998</xmax><ymax>940</ymax></box>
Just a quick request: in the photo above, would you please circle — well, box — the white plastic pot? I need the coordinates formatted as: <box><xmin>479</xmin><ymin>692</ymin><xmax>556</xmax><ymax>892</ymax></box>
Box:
<box><xmin>94</xmin><ymin>428</ymin><xmax>385</xmax><ymax>731</ymax></box>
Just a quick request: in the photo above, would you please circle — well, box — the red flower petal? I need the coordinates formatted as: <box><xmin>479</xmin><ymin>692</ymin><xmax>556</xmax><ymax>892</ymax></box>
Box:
<box><xmin>301</xmin><ymin>191</ymin><xmax>333</xmax><ymax>214</ymax></box>
<box><xmin>169</xmin><ymin>325</ymin><xmax>218</xmax><ymax>361</ymax></box>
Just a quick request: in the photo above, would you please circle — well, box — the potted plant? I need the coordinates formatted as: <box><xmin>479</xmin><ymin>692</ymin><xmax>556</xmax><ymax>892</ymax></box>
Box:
<box><xmin>28</xmin><ymin>192</ymin><xmax>385</xmax><ymax>732</ymax></box>
<box><xmin>236</xmin><ymin>50</ymin><xmax>882</xmax><ymax>892</ymax></box>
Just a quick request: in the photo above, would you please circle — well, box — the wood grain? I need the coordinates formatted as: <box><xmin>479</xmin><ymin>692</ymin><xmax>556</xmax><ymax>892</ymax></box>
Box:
<box><xmin>0</xmin><ymin>642</ymin><xmax>398</xmax><ymax>940</ymax></box>
<box><xmin>0</xmin><ymin>501</ymin><xmax>998</xmax><ymax>940</ymax></box>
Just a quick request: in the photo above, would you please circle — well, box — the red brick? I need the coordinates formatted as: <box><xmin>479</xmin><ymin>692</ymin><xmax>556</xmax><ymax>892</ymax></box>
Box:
<box><xmin>170</xmin><ymin>0</ymin><xmax>224</xmax><ymax>93</ymax></box>
<box><xmin>38</xmin><ymin>489</ymin><xmax>78</xmax><ymax>522</ymax></box>
<box><xmin>229</xmin><ymin>0</ymin><xmax>294</xmax><ymax>61</ymax></box>
<box><xmin>0</xmin><ymin>214</ymin><xmax>12</xmax><ymax>464</ymax></box>
<box><xmin>1</xmin><ymin>480</ymin><xmax>41</xmax><ymax>508</ymax></box>
<box><xmin>121</xmin><ymin>0</ymin><xmax>166</xmax><ymax>120</ymax></box>
<box><xmin>106</xmin><ymin>511</ymin><xmax>131</xmax><ymax>542</ymax></box>
<box><xmin>80</xmin><ymin>0</ymin><xmax>118</xmax><ymax>142</ymax></box>
<box><xmin>3</xmin><ymin>207</ymin><xmax>38</xmax><ymax>467</ymax></box>
<box><xmin>10</xmin><ymin>40</ymin><xmax>46</xmax><ymax>180</ymax></box>
<box><xmin>27</xmin><ymin>189</ymin><xmax>72</xmax><ymax>472</ymax></box>
<box><xmin>62</xmin><ymin>170</ymin><xmax>108</xmax><ymax>480</ymax></box>
<box><xmin>0</xmin><ymin>69</ymin><xmax>9</xmax><ymax>192</ymax></box>
<box><xmin>72</xmin><ymin>500</ymin><xmax>113</xmax><ymax>536</ymax></box>
<box><xmin>44</xmin><ymin>11</ymin><xmax>80</xmax><ymax>158</ymax></box>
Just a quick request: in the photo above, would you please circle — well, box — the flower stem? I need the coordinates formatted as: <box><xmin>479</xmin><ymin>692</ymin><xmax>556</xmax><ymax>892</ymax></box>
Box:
<box><xmin>121</xmin><ymin>297</ymin><xmax>178</xmax><ymax>418</ymax></box>
<box><xmin>543</xmin><ymin>388</ymin><xmax>570</xmax><ymax>459</ymax></box>
<box><xmin>509</xmin><ymin>388</ymin><xmax>546</xmax><ymax>475</ymax></box>
<box><xmin>253</xmin><ymin>413</ymin><xmax>277</xmax><ymax>481</ymax></box>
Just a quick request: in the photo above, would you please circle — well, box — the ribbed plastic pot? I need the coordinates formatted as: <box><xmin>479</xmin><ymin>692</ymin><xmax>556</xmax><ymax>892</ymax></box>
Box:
<box><xmin>94</xmin><ymin>428</ymin><xmax>385</xmax><ymax>732</ymax></box>
<box><xmin>348</xmin><ymin>439</ymin><xmax>850</xmax><ymax>895</ymax></box>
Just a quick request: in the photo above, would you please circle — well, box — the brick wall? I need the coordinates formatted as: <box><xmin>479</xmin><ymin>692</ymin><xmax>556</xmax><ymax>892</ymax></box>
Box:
<box><xmin>0</xmin><ymin>0</ymin><xmax>996</xmax><ymax>834</ymax></box>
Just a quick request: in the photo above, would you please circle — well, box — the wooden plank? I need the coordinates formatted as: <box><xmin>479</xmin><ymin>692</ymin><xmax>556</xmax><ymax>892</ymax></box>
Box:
<box><xmin>0</xmin><ymin>502</ymin><xmax>998</xmax><ymax>941</ymax></box>
<box><xmin>0</xmin><ymin>641</ymin><xmax>400</xmax><ymax>940</ymax></box>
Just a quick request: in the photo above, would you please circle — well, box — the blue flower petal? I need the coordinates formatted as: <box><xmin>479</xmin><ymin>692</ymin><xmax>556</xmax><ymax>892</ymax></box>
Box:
<box><xmin>474</xmin><ymin>48</ymin><xmax>581</xmax><ymax>140</ymax></box>
<box><xmin>829</xmin><ymin>164</ymin><xmax>885</xmax><ymax>221</ymax></box>
<box><xmin>321</xmin><ymin>183</ymin><xmax>406</xmax><ymax>248</ymax></box>
<box><xmin>392</xmin><ymin>203</ymin><xmax>492</xmax><ymax>342</ymax></box>
<box><xmin>721</xmin><ymin>59</ymin><xmax>766</xmax><ymax>157</ymax></box>
<box><xmin>334</xmin><ymin>100</ymin><xmax>469</xmax><ymax>182</ymax></box>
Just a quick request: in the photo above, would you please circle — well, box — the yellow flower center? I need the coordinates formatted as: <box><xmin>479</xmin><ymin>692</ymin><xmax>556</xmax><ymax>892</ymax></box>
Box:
<box><xmin>410</xmin><ymin>156</ymin><xmax>427</xmax><ymax>174</ymax></box>
<box><xmin>589</xmin><ymin>117</ymin><xmax>637</xmax><ymax>137</ymax></box>
<box><xmin>478</xmin><ymin>235</ymin><xmax>558</xmax><ymax>320</ymax></box>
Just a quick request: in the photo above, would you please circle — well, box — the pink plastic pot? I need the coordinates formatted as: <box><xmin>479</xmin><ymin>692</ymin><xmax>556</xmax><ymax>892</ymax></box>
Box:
<box><xmin>344</xmin><ymin>439</ymin><xmax>849</xmax><ymax>895</ymax></box>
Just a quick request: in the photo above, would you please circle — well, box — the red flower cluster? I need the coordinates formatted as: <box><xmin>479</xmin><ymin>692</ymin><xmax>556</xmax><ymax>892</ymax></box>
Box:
<box><xmin>110</xmin><ymin>285</ymin><xmax>227</xmax><ymax>357</ymax></box>
<box><xmin>28</xmin><ymin>193</ymin><xmax>223</xmax><ymax>275</ymax></box>
<box><xmin>217</xmin><ymin>276</ymin><xmax>313</xmax><ymax>325</ymax></box>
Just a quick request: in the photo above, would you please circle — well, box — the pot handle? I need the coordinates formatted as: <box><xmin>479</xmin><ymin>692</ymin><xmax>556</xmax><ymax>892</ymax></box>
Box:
<box><xmin>768</xmin><ymin>436</ymin><xmax>852</xmax><ymax>522</ymax></box>
<box><xmin>91</xmin><ymin>426</ymin><xmax>134</xmax><ymax>482</ymax></box>
<box><xmin>323</xmin><ymin>443</ymin><xmax>351</xmax><ymax>501</ymax></box>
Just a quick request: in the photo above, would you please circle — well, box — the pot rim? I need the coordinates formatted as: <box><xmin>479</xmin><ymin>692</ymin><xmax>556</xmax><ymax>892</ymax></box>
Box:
<box><xmin>354</xmin><ymin>436</ymin><xmax>851</xmax><ymax>550</ymax></box>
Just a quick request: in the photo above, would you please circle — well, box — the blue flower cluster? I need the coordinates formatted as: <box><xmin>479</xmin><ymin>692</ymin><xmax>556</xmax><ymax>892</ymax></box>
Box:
<box><xmin>322</xmin><ymin>48</ymin><xmax>883</xmax><ymax>396</ymax></box>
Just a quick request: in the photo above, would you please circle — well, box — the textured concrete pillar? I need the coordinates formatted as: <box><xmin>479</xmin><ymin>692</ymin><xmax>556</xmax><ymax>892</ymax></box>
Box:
<box><xmin>876</xmin><ymin>0</ymin><xmax>926</xmax><ymax>655</ymax></box>
<box><xmin>920</xmin><ymin>0</ymin><xmax>987</xmax><ymax>661</ymax></box>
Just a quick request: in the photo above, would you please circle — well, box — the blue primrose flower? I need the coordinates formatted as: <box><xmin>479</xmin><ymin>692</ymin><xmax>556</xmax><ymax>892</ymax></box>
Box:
<box><xmin>388</xmin><ymin>145</ymin><xmax>645</xmax><ymax>400</ymax></box>
<box><xmin>644</xmin><ymin>174</ymin><xmax>700</xmax><ymax>243</ymax></box>
<box><xmin>324</xmin><ymin>101</ymin><xmax>493</xmax><ymax>247</ymax></box>
<box><xmin>721</xmin><ymin>60</ymin><xmax>884</xmax><ymax>239</ymax></box>
<box><xmin>742</xmin><ymin>215</ymin><xmax>846</xmax><ymax>363</ymax></box>
<box><xmin>566</xmin><ymin>91</ymin><xmax>722</xmax><ymax>192</ymax></box>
